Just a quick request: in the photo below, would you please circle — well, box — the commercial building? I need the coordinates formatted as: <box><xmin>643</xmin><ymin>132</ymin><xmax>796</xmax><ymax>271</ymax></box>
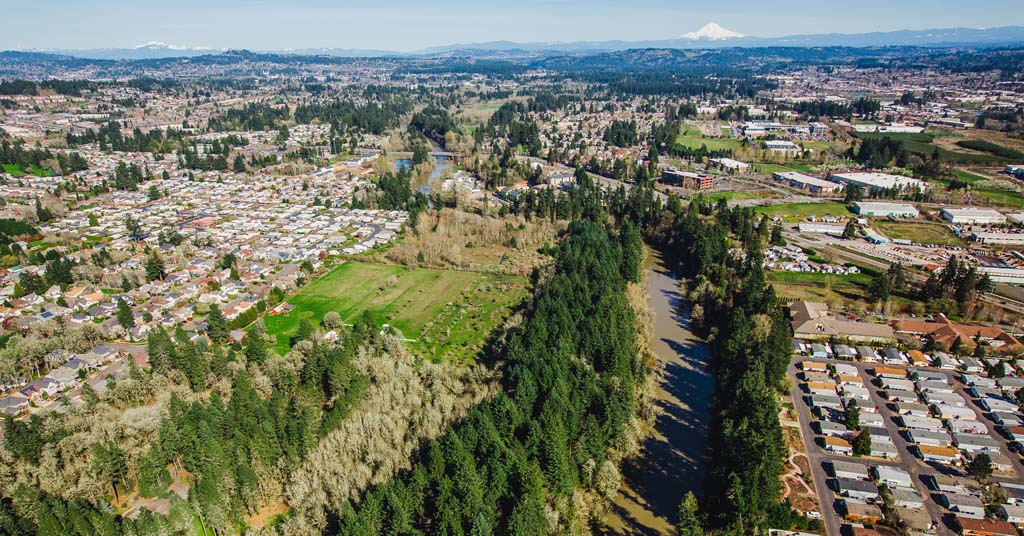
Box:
<box><xmin>661</xmin><ymin>168</ymin><xmax>714</xmax><ymax>190</ymax></box>
<box><xmin>977</xmin><ymin>265</ymin><xmax>1024</xmax><ymax>285</ymax></box>
<box><xmin>940</xmin><ymin>207</ymin><xmax>1007</xmax><ymax>225</ymax></box>
<box><xmin>789</xmin><ymin>301</ymin><xmax>896</xmax><ymax>343</ymax></box>
<box><xmin>832</xmin><ymin>172</ymin><xmax>927</xmax><ymax>193</ymax></box>
<box><xmin>772</xmin><ymin>171</ymin><xmax>840</xmax><ymax>194</ymax></box>
<box><xmin>796</xmin><ymin>223</ymin><xmax>846</xmax><ymax>236</ymax></box>
<box><xmin>764</xmin><ymin>140</ymin><xmax>801</xmax><ymax>153</ymax></box>
<box><xmin>895</xmin><ymin>315</ymin><xmax>1022</xmax><ymax>353</ymax></box>
<box><xmin>971</xmin><ymin>232</ymin><xmax>1024</xmax><ymax>246</ymax></box>
<box><xmin>851</xmin><ymin>201</ymin><xmax>919</xmax><ymax>218</ymax></box>
<box><xmin>709</xmin><ymin>157</ymin><xmax>750</xmax><ymax>172</ymax></box>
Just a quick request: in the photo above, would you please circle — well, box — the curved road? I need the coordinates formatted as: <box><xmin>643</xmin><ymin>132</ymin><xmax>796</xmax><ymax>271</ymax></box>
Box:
<box><xmin>599</xmin><ymin>249</ymin><xmax>714</xmax><ymax>535</ymax></box>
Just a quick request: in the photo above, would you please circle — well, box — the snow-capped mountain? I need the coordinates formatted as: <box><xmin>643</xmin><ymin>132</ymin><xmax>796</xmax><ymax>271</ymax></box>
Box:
<box><xmin>683</xmin><ymin>22</ymin><xmax>744</xmax><ymax>41</ymax></box>
<box><xmin>134</xmin><ymin>41</ymin><xmax>214</xmax><ymax>51</ymax></box>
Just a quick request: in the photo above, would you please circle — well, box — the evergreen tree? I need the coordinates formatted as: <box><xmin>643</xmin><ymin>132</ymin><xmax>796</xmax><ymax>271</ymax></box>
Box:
<box><xmin>206</xmin><ymin>304</ymin><xmax>228</xmax><ymax>344</ymax></box>
<box><xmin>125</xmin><ymin>215</ymin><xmax>144</xmax><ymax>241</ymax></box>
<box><xmin>677</xmin><ymin>491</ymin><xmax>703</xmax><ymax>536</ymax></box>
<box><xmin>770</xmin><ymin>223</ymin><xmax>784</xmax><ymax>246</ymax></box>
<box><xmin>116</xmin><ymin>298</ymin><xmax>134</xmax><ymax>330</ymax></box>
<box><xmin>853</xmin><ymin>429</ymin><xmax>872</xmax><ymax>456</ymax></box>
<box><xmin>92</xmin><ymin>442</ymin><xmax>128</xmax><ymax>502</ymax></box>
<box><xmin>967</xmin><ymin>453</ymin><xmax>993</xmax><ymax>483</ymax></box>
<box><xmin>845</xmin><ymin>400</ymin><xmax>860</xmax><ymax>430</ymax></box>
<box><xmin>145</xmin><ymin>252</ymin><xmax>166</xmax><ymax>281</ymax></box>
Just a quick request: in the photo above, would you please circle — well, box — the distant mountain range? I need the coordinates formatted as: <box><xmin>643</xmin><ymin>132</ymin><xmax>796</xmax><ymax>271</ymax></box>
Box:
<box><xmin>15</xmin><ymin>24</ymin><xmax>1024</xmax><ymax>60</ymax></box>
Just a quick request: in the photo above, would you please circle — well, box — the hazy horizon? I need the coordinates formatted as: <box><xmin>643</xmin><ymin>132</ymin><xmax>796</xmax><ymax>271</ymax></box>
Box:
<box><xmin>4</xmin><ymin>0</ymin><xmax>1024</xmax><ymax>52</ymax></box>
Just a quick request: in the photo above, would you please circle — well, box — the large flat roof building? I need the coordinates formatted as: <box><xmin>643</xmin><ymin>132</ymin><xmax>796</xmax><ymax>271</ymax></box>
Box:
<box><xmin>789</xmin><ymin>301</ymin><xmax>896</xmax><ymax>343</ymax></box>
<box><xmin>709</xmin><ymin>157</ymin><xmax>750</xmax><ymax>171</ymax></box>
<box><xmin>970</xmin><ymin>232</ymin><xmax>1024</xmax><ymax>246</ymax></box>
<box><xmin>772</xmin><ymin>171</ymin><xmax>839</xmax><ymax>194</ymax></box>
<box><xmin>832</xmin><ymin>172</ymin><xmax>927</xmax><ymax>193</ymax></box>
<box><xmin>940</xmin><ymin>207</ymin><xmax>1006</xmax><ymax>225</ymax></box>
<box><xmin>852</xmin><ymin>201</ymin><xmax>919</xmax><ymax>218</ymax></box>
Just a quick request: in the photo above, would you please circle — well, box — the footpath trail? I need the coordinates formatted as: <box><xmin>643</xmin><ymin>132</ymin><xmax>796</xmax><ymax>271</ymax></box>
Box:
<box><xmin>598</xmin><ymin>249</ymin><xmax>714</xmax><ymax>535</ymax></box>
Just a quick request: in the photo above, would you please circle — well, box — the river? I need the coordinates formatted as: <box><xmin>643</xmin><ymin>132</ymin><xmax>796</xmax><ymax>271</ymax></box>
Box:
<box><xmin>417</xmin><ymin>138</ymin><xmax>450</xmax><ymax>208</ymax></box>
<box><xmin>598</xmin><ymin>248</ymin><xmax>714</xmax><ymax>535</ymax></box>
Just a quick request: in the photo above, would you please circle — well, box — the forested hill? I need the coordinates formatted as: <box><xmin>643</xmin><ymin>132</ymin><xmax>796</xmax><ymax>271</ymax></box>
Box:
<box><xmin>3</xmin><ymin>46</ymin><xmax>1024</xmax><ymax>80</ymax></box>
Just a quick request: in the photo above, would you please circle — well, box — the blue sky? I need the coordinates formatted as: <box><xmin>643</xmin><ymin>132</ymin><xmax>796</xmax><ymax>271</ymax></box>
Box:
<box><xmin>5</xmin><ymin>0</ymin><xmax>1024</xmax><ymax>51</ymax></box>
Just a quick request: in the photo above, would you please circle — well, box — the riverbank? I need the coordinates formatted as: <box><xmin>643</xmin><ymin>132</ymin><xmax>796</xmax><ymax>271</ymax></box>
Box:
<box><xmin>598</xmin><ymin>248</ymin><xmax>714</xmax><ymax>535</ymax></box>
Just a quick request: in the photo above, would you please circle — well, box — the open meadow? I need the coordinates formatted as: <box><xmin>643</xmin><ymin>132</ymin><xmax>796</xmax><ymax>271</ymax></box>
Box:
<box><xmin>754</xmin><ymin>202</ymin><xmax>851</xmax><ymax>219</ymax></box>
<box><xmin>262</xmin><ymin>261</ymin><xmax>529</xmax><ymax>362</ymax></box>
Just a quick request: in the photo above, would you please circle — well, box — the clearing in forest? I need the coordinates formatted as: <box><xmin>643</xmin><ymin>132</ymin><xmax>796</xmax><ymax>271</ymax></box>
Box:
<box><xmin>262</xmin><ymin>261</ymin><xmax>528</xmax><ymax>362</ymax></box>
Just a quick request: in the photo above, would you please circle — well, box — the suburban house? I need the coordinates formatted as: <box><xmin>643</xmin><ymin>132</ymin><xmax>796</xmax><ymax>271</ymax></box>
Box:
<box><xmin>956</xmin><ymin>516</ymin><xmax>1018</xmax><ymax>536</ymax></box>
<box><xmin>942</xmin><ymin>493</ymin><xmax>986</xmax><ymax>518</ymax></box>
<box><xmin>843</xmin><ymin>501</ymin><xmax>883</xmax><ymax>523</ymax></box>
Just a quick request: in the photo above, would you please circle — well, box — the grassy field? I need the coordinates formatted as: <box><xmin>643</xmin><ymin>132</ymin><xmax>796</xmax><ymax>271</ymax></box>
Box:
<box><xmin>873</xmin><ymin>221</ymin><xmax>964</xmax><ymax>246</ymax></box>
<box><xmin>262</xmin><ymin>261</ymin><xmax>528</xmax><ymax>362</ymax></box>
<box><xmin>975</xmin><ymin>189</ymin><xmax>1024</xmax><ymax>209</ymax></box>
<box><xmin>702</xmin><ymin>190</ymin><xmax>775</xmax><ymax>203</ymax></box>
<box><xmin>2</xmin><ymin>164</ymin><xmax>51</xmax><ymax>177</ymax></box>
<box><xmin>754</xmin><ymin>202</ymin><xmax>851</xmax><ymax>219</ymax></box>
<box><xmin>768</xmin><ymin>271</ymin><xmax>872</xmax><ymax>287</ymax></box>
<box><xmin>675</xmin><ymin>134</ymin><xmax>743</xmax><ymax>152</ymax></box>
<box><xmin>768</xmin><ymin>271</ymin><xmax>869</xmax><ymax>303</ymax></box>
<box><xmin>754</xmin><ymin>163</ymin><xmax>816</xmax><ymax>174</ymax></box>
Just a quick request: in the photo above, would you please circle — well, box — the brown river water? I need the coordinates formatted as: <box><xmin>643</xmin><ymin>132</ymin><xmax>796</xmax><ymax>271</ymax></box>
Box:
<box><xmin>597</xmin><ymin>249</ymin><xmax>714</xmax><ymax>535</ymax></box>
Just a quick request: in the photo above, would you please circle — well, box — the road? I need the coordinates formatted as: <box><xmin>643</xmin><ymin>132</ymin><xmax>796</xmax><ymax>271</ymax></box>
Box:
<box><xmin>789</xmin><ymin>355</ymin><xmax>1024</xmax><ymax>536</ymax></box>
<box><xmin>599</xmin><ymin>249</ymin><xmax>714</xmax><ymax>535</ymax></box>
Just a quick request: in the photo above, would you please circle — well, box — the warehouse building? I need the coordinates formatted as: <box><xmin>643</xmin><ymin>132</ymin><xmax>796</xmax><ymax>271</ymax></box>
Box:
<box><xmin>832</xmin><ymin>172</ymin><xmax>927</xmax><ymax>193</ymax></box>
<box><xmin>852</xmin><ymin>201</ymin><xmax>919</xmax><ymax>218</ymax></box>
<box><xmin>772</xmin><ymin>171</ymin><xmax>840</xmax><ymax>194</ymax></box>
<box><xmin>971</xmin><ymin>232</ymin><xmax>1024</xmax><ymax>246</ymax></box>
<box><xmin>940</xmin><ymin>207</ymin><xmax>1007</xmax><ymax>225</ymax></box>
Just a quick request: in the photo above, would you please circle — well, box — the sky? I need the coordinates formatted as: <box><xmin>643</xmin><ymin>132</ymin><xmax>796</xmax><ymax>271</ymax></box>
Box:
<box><xmin>5</xmin><ymin>0</ymin><xmax>1024</xmax><ymax>52</ymax></box>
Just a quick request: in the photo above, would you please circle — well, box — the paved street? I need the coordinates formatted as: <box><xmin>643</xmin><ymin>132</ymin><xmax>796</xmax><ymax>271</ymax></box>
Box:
<box><xmin>788</xmin><ymin>355</ymin><xmax>1024</xmax><ymax>536</ymax></box>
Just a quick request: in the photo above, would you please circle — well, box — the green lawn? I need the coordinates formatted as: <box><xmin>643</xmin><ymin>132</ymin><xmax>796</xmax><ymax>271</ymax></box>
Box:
<box><xmin>768</xmin><ymin>271</ymin><xmax>870</xmax><ymax>303</ymax></box>
<box><xmin>754</xmin><ymin>202</ymin><xmax>851</xmax><ymax>219</ymax></box>
<box><xmin>975</xmin><ymin>189</ymin><xmax>1024</xmax><ymax>209</ymax></box>
<box><xmin>702</xmin><ymin>190</ymin><xmax>771</xmax><ymax>203</ymax></box>
<box><xmin>674</xmin><ymin>134</ymin><xmax>743</xmax><ymax>152</ymax></box>
<box><xmin>954</xmin><ymin>169</ymin><xmax>990</xmax><ymax>184</ymax></box>
<box><xmin>262</xmin><ymin>261</ymin><xmax>528</xmax><ymax>362</ymax></box>
<box><xmin>1</xmin><ymin>164</ymin><xmax>51</xmax><ymax>177</ymax></box>
<box><xmin>768</xmin><ymin>271</ymin><xmax>872</xmax><ymax>288</ymax></box>
<box><xmin>873</xmin><ymin>221</ymin><xmax>965</xmax><ymax>246</ymax></box>
<box><xmin>754</xmin><ymin>163</ymin><xmax>816</xmax><ymax>174</ymax></box>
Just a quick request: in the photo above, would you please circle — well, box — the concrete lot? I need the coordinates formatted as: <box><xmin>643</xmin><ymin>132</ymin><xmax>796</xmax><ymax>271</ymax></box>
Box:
<box><xmin>788</xmin><ymin>355</ymin><xmax>1024</xmax><ymax>536</ymax></box>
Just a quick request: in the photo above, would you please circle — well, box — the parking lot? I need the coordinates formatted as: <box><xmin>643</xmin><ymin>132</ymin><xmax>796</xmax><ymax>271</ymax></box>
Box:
<box><xmin>788</xmin><ymin>349</ymin><xmax>1024</xmax><ymax>536</ymax></box>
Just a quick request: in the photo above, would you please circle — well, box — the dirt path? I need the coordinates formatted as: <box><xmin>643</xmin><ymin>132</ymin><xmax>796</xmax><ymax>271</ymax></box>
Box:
<box><xmin>597</xmin><ymin>249</ymin><xmax>714</xmax><ymax>536</ymax></box>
